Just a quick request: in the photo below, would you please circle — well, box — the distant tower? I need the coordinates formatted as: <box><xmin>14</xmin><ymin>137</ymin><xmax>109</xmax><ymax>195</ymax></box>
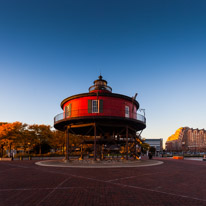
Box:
<box><xmin>54</xmin><ymin>76</ymin><xmax>146</xmax><ymax>161</ymax></box>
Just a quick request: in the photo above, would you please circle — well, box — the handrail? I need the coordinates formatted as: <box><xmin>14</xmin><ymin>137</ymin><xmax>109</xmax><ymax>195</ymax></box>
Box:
<box><xmin>54</xmin><ymin>109</ymin><xmax>146</xmax><ymax>124</ymax></box>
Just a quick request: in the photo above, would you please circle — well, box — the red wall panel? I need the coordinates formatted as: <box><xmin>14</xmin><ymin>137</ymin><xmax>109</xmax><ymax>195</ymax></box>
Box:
<box><xmin>63</xmin><ymin>96</ymin><xmax>137</xmax><ymax>119</ymax></box>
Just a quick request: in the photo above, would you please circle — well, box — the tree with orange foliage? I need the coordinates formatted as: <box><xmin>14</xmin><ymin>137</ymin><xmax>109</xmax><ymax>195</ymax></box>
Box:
<box><xmin>50</xmin><ymin>130</ymin><xmax>65</xmax><ymax>153</ymax></box>
<box><xmin>0</xmin><ymin>122</ymin><xmax>26</xmax><ymax>157</ymax></box>
<box><xmin>28</xmin><ymin>124</ymin><xmax>53</xmax><ymax>154</ymax></box>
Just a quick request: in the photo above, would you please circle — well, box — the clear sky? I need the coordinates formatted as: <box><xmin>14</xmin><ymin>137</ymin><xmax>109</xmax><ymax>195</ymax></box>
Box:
<box><xmin>0</xmin><ymin>0</ymin><xmax>206</xmax><ymax>146</ymax></box>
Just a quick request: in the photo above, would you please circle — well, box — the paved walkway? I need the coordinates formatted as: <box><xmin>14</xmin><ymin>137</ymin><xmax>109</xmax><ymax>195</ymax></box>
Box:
<box><xmin>0</xmin><ymin>157</ymin><xmax>206</xmax><ymax>206</ymax></box>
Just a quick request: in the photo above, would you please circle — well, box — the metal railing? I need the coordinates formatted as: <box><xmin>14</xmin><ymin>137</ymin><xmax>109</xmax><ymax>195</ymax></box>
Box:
<box><xmin>54</xmin><ymin>109</ymin><xmax>146</xmax><ymax>124</ymax></box>
<box><xmin>89</xmin><ymin>85</ymin><xmax>112</xmax><ymax>92</ymax></box>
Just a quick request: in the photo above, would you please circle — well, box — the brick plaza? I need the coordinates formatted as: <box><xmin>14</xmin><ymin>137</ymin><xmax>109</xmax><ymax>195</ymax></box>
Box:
<box><xmin>0</xmin><ymin>158</ymin><xmax>205</xmax><ymax>206</ymax></box>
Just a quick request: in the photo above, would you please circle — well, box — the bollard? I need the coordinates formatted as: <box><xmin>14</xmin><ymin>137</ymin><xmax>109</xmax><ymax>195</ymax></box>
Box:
<box><xmin>29</xmin><ymin>156</ymin><xmax>32</xmax><ymax>160</ymax></box>
<box><xmin>20</xmin><ymin>156</ymin><xmax>23</xmax><ymax>160</ymax></box>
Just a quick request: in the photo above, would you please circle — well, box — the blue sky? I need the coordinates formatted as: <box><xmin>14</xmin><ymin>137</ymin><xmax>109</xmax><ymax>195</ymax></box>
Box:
<box><xmin>0</xmin><ymin>0</ymin><xmax>206</xmax><ymax>145</ymax></box>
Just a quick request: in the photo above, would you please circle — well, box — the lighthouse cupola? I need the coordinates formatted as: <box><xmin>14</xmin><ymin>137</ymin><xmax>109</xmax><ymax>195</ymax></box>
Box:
<box><xmin>89</xmin><ymin>75</ymin><xmax>112</xmax><ymax>93</ymax></box>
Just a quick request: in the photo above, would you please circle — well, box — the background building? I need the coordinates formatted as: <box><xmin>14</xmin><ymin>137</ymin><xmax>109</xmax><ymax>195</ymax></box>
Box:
<box><xmin>0</xmin><ymin>122</ymin><xmax>7</xmax><ymax>126</ymax></box>
<box><xmin>144</xmin><ymin>138</ymin><xmax>163</xmax><ymax>155</ymax></box>
<box><xmin>166</xmin><ymin>127</ymin><xmax>206</xmax><ymax>153</ymax></box>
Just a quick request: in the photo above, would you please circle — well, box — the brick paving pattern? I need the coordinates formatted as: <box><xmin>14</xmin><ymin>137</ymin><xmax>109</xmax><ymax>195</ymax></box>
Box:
<box><xmin>0</xmin><ymin>158</ymin><xmax>206</xmax><ymax>206</ymax></box>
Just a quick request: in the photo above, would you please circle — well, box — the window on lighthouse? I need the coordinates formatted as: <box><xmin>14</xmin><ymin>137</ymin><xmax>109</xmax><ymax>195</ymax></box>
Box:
<box><xmin>125</xmin><ymin>106</ymin><xmax>129</xmax><ymax>118</ymax></box>
<box><xmin>88</xmin><ymin>100</ymin><xmax>103</xmax><ymax>113</ymax></box>
<box><xmin>92</xmin><ymin>100</ymin><xmax>98</xmax><ymax>113</ymax></box>
<box><xmin>65</xmin><ymin>104</ymin><xmax>71</xmax><ymax>117</ymax></box>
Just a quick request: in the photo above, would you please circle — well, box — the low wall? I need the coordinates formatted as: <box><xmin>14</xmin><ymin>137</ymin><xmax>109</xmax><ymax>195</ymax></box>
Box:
<box><xmin>0</xmin><ymin>157</ymin><xmax>12</xmax><ymax>161</ymax></box>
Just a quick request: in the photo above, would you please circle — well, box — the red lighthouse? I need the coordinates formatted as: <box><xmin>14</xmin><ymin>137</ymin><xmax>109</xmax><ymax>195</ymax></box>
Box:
<box><xmin>54</xmin><ymin>75</ymin><xmax>146</xmax><ymax>161</ymax></box>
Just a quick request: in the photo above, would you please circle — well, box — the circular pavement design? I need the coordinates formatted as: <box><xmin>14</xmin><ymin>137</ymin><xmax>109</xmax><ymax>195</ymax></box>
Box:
<box><xmin>35</xmin><ymin>159</ymin><xmax>163</xmax><ymax>168</ymax></box>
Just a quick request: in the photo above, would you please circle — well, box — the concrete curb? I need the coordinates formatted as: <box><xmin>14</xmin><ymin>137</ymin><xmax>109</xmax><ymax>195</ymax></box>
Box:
<box><xmin>35</xmin><ymin>159</ymin><xmax>164</xmax><ymax>168</ymax></box>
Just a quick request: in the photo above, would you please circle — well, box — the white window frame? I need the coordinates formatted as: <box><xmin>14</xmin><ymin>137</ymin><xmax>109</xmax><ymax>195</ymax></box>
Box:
<box><xmin>125</xmin><ymin>105</ymin><xmax>129</xmax><ymax>118</ymax></box>
<box><xmin>92</xmin><ymin>100</ymin><xmax>99</xmax><ymax>113</ymax></box>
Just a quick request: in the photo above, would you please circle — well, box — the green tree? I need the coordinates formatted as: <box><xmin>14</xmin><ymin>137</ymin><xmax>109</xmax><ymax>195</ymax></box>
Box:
<box><xmin>149</xmin><ymin>146</ymin><xmax>156</xmax><ymax>155</ymax></box>
<box><xmin>141</xmin><ymin>142</ymin><xmax>150</xmax><ymax>154</ymax></box>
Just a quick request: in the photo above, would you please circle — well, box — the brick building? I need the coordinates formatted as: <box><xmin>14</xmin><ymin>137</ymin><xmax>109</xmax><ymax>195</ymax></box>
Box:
<box><xmin>166</xmin><ymin>127</ymin><xmax>206</xmax><ymax>152</ymax></box>
<box><xmin>0</xmin><ymin>122</ymin><xmax>7</xmax><ymax>126</ymax></box>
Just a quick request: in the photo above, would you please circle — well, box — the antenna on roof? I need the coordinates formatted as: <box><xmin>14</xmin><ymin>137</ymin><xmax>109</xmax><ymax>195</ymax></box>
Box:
<box><xmin>133</xmin><ymin>93</ymin><xmax>138</xmax><ymax>100</ymax></box>
<box><xmin>132</xmin><ymin>93</ymin><xmax>138</xmax><ymax>112</ymax></box>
